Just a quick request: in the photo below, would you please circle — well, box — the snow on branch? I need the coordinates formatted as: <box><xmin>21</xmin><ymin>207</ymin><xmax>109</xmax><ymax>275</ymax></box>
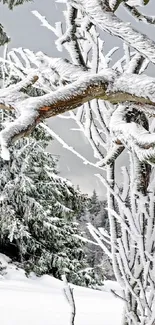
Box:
<box><xmin>62</xmin><ymin>275</ymin><xmax>76</xmax><ymax>325</ymax></box>
<box><xmin>1</xmin><ymin>63</ymin><xmax>155</xmax><ymax>158</ymax></box>
<box><xmin>69</xmin><ymin>0</ymin><xmax>155</xmax><ymax>65</ymax></box>
<box><xmin>32</xmin><ymin>10</ymin><xmax>59</xmax><ymax>36</ymax></box>
<box><xmin>123</xmin><ymin>3</ymin><xmax>155</xmax><ymax>25</ymax></box>
<box><xmin>96</xmin><ymin>143</ymin><xmax>124</xmax><ymax>167</ymax></box>
<box><xmin>0</xmin><ymin>48</ymin><xmax>87</xmax><ymax>90</ymax></box>
<box><xmin>41</xmin><ymin>123</ymin><xmax>107</xmax><ymax>170</ymax></box>
<box><xmin>58</xmin><ymin>4</ymin><xmax>87</xmax><ymax>67</ymax></box>
<box><xmin>95</xmin><ymin>173</ymin><xmax>140</xmax><ymax>236</ymax></box>
<box><xmin>41</xmin><ymin>123</ymin><xmax>97</xmax><ymax>166</ymax></box>
<box><xmin>0</xmin><ymin>74</ymin><xmax>38</xmax><ymax>97</ymax></box>
<box><xmin>87</xmin><ymin>223</ymin><xmax>112</xmax><ymax>258</ymax></box>
<box><xmin>110</xmin><ymin>104</ymin><xmax>155</xmax><ymax>164</ymax></box>
<box><xmin>0</xmin><ymin>72</ymin><xmax>109</xmax><ymax>159</ymax></box>
<box><xmin>32</xmin><ymin>8</ymin><xmax>87</xmax><ymax>67</ymax></box>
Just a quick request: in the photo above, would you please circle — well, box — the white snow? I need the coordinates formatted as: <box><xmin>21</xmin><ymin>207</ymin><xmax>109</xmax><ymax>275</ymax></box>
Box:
<box><xmin>0</xmin><ymin>253</ymin><xmax>124</xmax><ymax>325</ymax></box>
<box><xmin>126</xmin><ymin>0</ymin><xmax>145</xmax><ymax>6</ymax></box>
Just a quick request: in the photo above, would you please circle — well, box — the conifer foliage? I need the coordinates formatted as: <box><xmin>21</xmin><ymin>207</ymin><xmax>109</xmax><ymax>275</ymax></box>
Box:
<box><xmin>0</xmin><ymin>114</ymin><xmax>101</xmax><ymax>286</ymax></box>
<box><xmin>0</xmin><ymin>0</ymin><xmax>31</xmax><ymax>10</ymax></box>
<box><xmin>0</xmin><ymin>0</ymin><xmax>31</xmax><ymax>46</ymax></box>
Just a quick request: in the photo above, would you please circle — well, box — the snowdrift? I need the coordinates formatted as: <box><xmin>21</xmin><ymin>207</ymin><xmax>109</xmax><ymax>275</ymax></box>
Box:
<box><xmin>0</xmin><ymin>254</ymin><xmax>123</xmax><ymax>325</ymax></box>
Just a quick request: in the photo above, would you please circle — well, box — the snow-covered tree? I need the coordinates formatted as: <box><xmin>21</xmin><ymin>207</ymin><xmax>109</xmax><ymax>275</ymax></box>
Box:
<box><xmin>79</xmin><ymin>192</ymin><xmax>113</xmax><ymax>280</ymax></box>
<box><xmin>1</xmin><ymin>0</ymin><xmax>155</xmax><ymax>323</ymax></box>
<box><xmin>74</xmin><ymin>185</ymin><xmax>88</xmax><ymax>221</ymax></box>
<box><xmin>0</xmin><ymin>113</ymin><xmax>103</xmax><ymax>286</ymax></box>
<box><xmin>88</xmin><ymin>190</ymin><xmax>101</xmax><ymax>221</ymax></box>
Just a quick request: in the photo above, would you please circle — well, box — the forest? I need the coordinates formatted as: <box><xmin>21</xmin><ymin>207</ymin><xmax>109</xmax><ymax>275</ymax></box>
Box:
<box><xmin>0</xmin><ymin>0</ymin><xmax>155</xmax><ymax>324</ymax></box>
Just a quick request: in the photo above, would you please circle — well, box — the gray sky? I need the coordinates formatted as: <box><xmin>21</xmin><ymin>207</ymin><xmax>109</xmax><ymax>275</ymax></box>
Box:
<box><xmin>0</xmin><ymin>0</ymin><xmax>154</xmax><ymax>197</ymax></box>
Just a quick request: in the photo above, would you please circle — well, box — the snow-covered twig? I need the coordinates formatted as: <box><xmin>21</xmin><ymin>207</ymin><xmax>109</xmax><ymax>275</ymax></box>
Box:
<box><xmin>110</xmin><ymin>289</ymin><xmax>127</xmax><ymax>302</ymax></box>
<box><xmin>87</xmin><ymin>223</ymin><xmax>112</xmax><ymax>258</ymax></box>
<box><xmin>62</xmin><ymin>275</ymin><xmax>76</xmax><ymax>325</ymax></box>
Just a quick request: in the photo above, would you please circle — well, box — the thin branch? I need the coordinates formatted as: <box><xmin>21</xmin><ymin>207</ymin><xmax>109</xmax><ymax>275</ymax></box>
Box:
<box><xmin>60</xmin><ymin>4</ymin><xmax>87</xmax><ymax>68</ymax></box>
<box><xmin>110</xmin><ymin>289</ymin><xmax>127</xmax><ymax>302</ymax></box>
<box><xmin>62</xmin><ymin>275</ymin><xmax>76</xmax><ymax>325</ymax></box>
<box><xmin>96</xmin><ymin>143</ymin><xmax>124</xmax><ymax>166</ymax></box>
<box><xmin>124</xmin><ymin>3</ymin><xmax>155</xmax><ymax>25</ymax></box>
<box><xmin>87</xmin><ymin>223</ymin><xmax>112</xmax><ymax>258</ymax></box>
<box><xmin>95</xmin><ymin>173</ymin><xmax>140</xmax><ymax>236</ymax></box>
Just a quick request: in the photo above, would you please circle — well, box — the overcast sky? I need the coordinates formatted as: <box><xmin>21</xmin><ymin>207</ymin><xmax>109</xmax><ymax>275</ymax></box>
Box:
<box><xmin>0</xmin><ymin>0</ymin><xmax>154</xmax><ymax>197</ymax></box>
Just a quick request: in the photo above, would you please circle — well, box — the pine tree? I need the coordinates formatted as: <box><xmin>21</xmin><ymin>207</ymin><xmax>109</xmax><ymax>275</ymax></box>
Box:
<box><xmin>0</xmin><ymin>0</ymin><xmax>31</xmax><ymax>10</ymax></box>
<box><xmin>74</xmin><ymin>185</ymin><xmax>88</xmax><ymax>221</ymax></box>
<box><xmin>0</xmin><ymin>114</ymin><xmax>103</xmax><ymax>286</ymax></box>
<box><xmin>88</xmin><ymin>190</ymin><xmax>101</xmax><ymax>223</ymax></box>
<box><xmin>78</xmin><ymin>192</ymin><xmax>113</xmax><ymax>280</ymax></box>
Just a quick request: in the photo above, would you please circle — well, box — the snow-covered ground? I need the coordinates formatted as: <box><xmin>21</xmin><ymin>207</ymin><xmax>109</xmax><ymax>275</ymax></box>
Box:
<box><xmin>0</xmin><ymin>254</ymin><xmax>124</xmax><ymax>325</ymax></box>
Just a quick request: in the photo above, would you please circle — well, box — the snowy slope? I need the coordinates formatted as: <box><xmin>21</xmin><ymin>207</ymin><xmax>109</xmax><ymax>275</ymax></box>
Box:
<box><xmin>0</xmin><ymin>254</ymin><xmax>124</xmax><ymax>325</ymax></box>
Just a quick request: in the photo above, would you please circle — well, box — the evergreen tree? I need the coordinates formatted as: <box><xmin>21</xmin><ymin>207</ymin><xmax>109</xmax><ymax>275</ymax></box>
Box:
<box><xmin>88</xmin><ymin>190</ymin><xmax>101</xmax><ymax>223</ymax></box>
<box><xmin>77</xmin><ymin>191</ymin><xmax>113</xmax><ymax>280</ymax></box>
<box><xmin>0</xmin><ymin>0</ymin><xmax>31</xmax><ymax>10</ymax></box>
<box><xmin>0</xmin><ymin>115</ymin><xmax>103</xmax><ymax>286</ymax></box>
<box><xmin>74</xmin><ymin>185</ymin><xmax>88</xmax><ymax>221</ymax></box>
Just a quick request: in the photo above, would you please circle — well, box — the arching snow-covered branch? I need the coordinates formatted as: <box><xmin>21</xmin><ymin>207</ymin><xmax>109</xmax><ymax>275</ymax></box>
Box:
<box><xmin>2</xmin><ymin>66</ymin><xmax>155</xmax><ymax>158</ymax></box>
